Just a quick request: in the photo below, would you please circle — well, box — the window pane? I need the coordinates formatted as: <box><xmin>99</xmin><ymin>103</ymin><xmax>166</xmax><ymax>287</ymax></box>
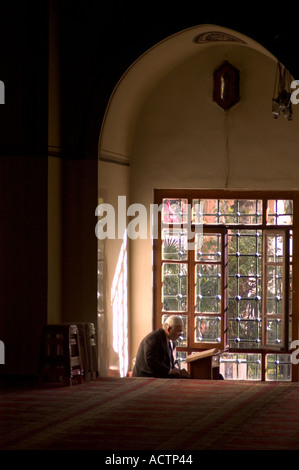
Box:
<box><xmin>192</xmin><ymin>199</ymin><xmax>262</xmax><ymax>224</ymax></box>
<box><xmin>264</xmin><ymin>232</ymin><xmax>285</xmax><ymax>347</ymax></box>
<box><xmin>194</xmin><ymin>315</ymin><xmax>221</xmax><ymax>343</ymax></box>
<box><xmin>228</xmin><ymin>319</ymin><xmax>262</xmax><ymax>348</ymax></box>
<box><xmin>162</xmin><ymin>228</ymin><xmax>188</xmax><ymax>260</ymax></box>
<box><xmin>267</xmin><ymin>200</ymin><xmax>293</xmax><ymax>225</ymax></box>
<box><xmin>238</xmin><ymin>255</ymin><xmax>262</xmax><ymax>276</ymax></box>
<box><xmin>266</xmin><ymin>354</ymin><xmax>291</xmax><ymax>381</ymax></box>
<box><xmin>236</xmin><ymin>200</ymin><xmax>263</xmax><ymax>225</ymax></box>
<box><xmin>219</xmin><ymin>199</ymin><xmax>238</xmax><ymax>224</ymax></box>
<box><xmin>162</xmin><ymin>263</ymin><xmax>187</xmax><ymax>311</ymax></box>
<box><xmin>228</xmin><ymin>276</ymin><xmax>262</xmax><ymax>304</ymax></box>
<box><xmin>162</xmin><ymin>199</ymin><xmax>188</xmax><ymax>224</ymax></box>
<box><xmin>227</xmin><ymin>230</ymin><xmax>262</xmax><ymax>348</ymax></box>
<box><xmin>266</xmin><ymin>234</ymin><xmax>283</xmax><ymax>263</ymax></box>
<box><xmin>195</xmin><ymin>233</ymin><xmax>221</xmax><ymax>262</ymax></box>
<box><xmin>228</xmin><ymin>228</ymin><xmax>262</xmax><ymax>252</ymax></box>
<box><xmin>195</xmin><ymin>264</ymin><xmax>221</xmax><ymax>313</ymax></box>
<box><xmin>228</xmin><ymin>230</ymin><xmax>262</xmax><ymax>264</ymax></box>
<box><xmin>218</xmin><ymin>199</ymin><xmax>262</xmax><ymax>224</ymax></box>
<box><xmin>192</xmin><ymin>199</ymin><xmax>218</xmax><ymax>224</ymax></box>
<box><xmin>266</xmin><ymin>319</ymin><xmax>282</xmax><ymax>345</ymax></box>
<box><xmin>266</xmin><ymin>265</ymin><xmax>283</xmax><ymax>315</ymax></box>
<box><xmin>220</xmin><ymin>353</ymin><xmax>261</xmax><ymax>380</ymax></box>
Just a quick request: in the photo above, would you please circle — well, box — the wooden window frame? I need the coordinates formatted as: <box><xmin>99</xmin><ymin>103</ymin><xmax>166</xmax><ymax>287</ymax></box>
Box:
<box><xmin>153</xmin><ymin>189</ymin><xmax>299</xmax><ymax>381</ymax></box>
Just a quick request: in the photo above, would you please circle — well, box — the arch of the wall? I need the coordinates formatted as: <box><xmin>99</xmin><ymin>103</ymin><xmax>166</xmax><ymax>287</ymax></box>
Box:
<box><xmin>98</xmin><ymin>24</ymin><xmax>278</xmax><ymax>164</ymax></box>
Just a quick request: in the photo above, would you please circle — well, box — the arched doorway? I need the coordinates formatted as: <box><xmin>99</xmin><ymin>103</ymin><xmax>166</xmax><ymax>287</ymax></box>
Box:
<box><xmin>97</xmin><ymin>24</ymin><xmax>299</xmax><ymax>379</ymax></box>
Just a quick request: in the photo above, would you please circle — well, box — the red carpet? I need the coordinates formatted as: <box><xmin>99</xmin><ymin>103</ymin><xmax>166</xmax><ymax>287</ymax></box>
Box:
<box><xmin>1</xmin><ymin>377</ymin><xmax>299</xmax><ymax>450</ymax></box>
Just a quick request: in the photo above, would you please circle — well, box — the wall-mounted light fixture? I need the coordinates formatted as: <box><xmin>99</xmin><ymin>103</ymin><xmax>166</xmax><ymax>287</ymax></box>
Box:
<box><xmin>213</xmin><ymin>61</ymin><xmax>240</xmax><ymax>111</ymax></box>
<box><xmin>272</xmin><ymin>62</ymin><xmax>292</xmax><ymax>120</ymax></box>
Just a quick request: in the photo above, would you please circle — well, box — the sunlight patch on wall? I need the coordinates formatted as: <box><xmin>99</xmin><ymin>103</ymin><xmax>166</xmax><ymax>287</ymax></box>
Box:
<box><xmin>111</xmin><ymin>229</ymin><xmax>129</xmax><ymax>377</ymax></box>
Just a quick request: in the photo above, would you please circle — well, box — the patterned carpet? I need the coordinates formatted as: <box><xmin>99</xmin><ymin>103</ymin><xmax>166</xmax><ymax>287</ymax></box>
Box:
<box><xmin>1</xmin><ymin>377</ymin><xmax>299</xmax><ymax>451</ymax></box>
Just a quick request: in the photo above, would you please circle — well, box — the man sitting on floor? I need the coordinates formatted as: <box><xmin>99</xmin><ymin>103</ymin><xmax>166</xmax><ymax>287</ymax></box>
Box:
<box><xmin>132</xmin><ymin>315</ymin><xmax>190</xmax><ymax>378</ymax></box>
